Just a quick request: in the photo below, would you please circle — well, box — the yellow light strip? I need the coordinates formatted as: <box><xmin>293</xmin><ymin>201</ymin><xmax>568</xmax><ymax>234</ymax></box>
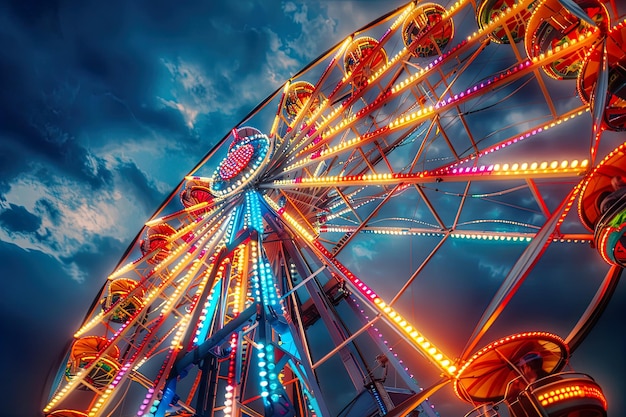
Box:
<box><xmin>266</xmin><ymin>194</ymin><xmax>456</xmax><ymax>374</ymax></box>
<box><xmin>537</xmin><ymin>383</ymin><xmax>607</xmax><ymax>409</ymax></box>
<box><xmin>311</xmin><ymin>240</ymin><xmax>457</xmax><ymax>375</ymax></box>
<box><xmin>108</xmin><ymin>207</ymin><xmax>225</xmax><ymax>282</ymax></box>
<box><xmin>43</xmin><ymin>370</ymin><xmax>86</xmax><ymax>412</ymax></box>
<box><xmin>264</xmin><ymin>196</ymin><xmax>316</xmax><ymax>242</ymax></box>
<box><xmin>75</xmin><ymin>215</ymin><xmax>227</xmax><ymax>337</ymax></box>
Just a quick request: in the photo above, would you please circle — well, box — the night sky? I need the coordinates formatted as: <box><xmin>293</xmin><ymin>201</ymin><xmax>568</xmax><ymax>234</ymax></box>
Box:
<box><xmin>0</xmin><ymin>1</ymin><xmax>624</xmax><ymax>417</ymax></box>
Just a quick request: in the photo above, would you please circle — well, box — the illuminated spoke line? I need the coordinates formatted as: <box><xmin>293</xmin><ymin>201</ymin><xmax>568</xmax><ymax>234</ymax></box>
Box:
<box><xmin>320</xmin><ymin>223</ymin><xmax>593</xmax><ymax>245</ymax></box>
<box><xmin>286</xmin><ymin>0</ymin><xmax>531</xmax><ymax>163</ymax></box>
<box><xmin>75</xmin><ymin>212</ymin><xmax>229</xmax><ymax>337</ymax></box>
<box><xmin>88</xmin><ymin>219</ymin><xmax>234</xmax><ymax>417</ymax></box>
<box><xmin>265</xmin><ymin>195</ymin><xmax>456</xmax><ymax>375</ymax></box>
<box><xmin>192</xmin><ymin>276</ymin><xmax>221</xmax><ymax>347</ymax></box>
<box><xmin>434</xmin><ymin>106</ymin><xmax>590</xmax><ymax>173</ymax></box>
<box><xmin>144</xmin><ymin>200</ymin><xmax>217</xmax><ymax>227</ymax></box>
<box><xmin>349</xmin><ymin>296</ymin><xmax>439</xmax><ymax>416</ymax></box>
<box><xmin>269</xmin><ymin>159</ymin><xmax>587</xmax><ymax>190</ymax></box>
<box><xmin>51</xmin><ymin>212</ymin><xmax>237</xmax><ymax>414</ymax></box>
<box><xmin>107</xmin><ymin>205</ymin><xmax>227</xmax><ymax>282</ymax></box>
<box><xmin>312</xmin><ymin>240</ymin><xmax>457</xmax><ymax>375</ymax></box>
<box><xmin>283</xmin><ymin>77</ymin><xmax>593</xmax><ymax>183</ymax></box>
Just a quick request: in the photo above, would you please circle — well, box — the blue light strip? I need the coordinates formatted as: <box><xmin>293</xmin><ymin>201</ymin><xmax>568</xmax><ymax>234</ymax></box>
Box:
<box><xmin>193</xmin><ymin>279</ymin><xmax>222</xmax><ymax>346</ymax></box>
<box><xmin>245</xmin><ymin>190</ymin><xmax>265</xmax><ymax>233</ymax></box>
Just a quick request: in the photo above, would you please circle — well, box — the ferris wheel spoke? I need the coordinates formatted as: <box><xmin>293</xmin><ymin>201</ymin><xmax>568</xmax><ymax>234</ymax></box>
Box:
<box><xmin>45</xmin><ymin>0</ymin><xmax>625</xmax><ymax>415</ymax></box>
<box><xmin>565</xmin><ymin>264</ymin><xmax>622</xmax><ymax>351</ymax></box>
<box><xmin>459</xmin><ymin>186</ymin><xmax>580</xmax><ymax>360</ymax></box>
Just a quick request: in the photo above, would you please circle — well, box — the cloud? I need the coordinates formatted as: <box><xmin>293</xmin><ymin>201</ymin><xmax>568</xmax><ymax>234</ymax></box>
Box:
<box><xmin>0</xmin><ymin>155</ymin><xmax>165</xmax><ymax>282</ymax></box>
<box><xmin>351</xmin><ymin>239</ymin><xmax>377</xmax><ymax>260</ymax></box>
<box><xmin>0</xmin><ymin>203</ymin><xmax>42</xmax><ymax>234</ymax></box>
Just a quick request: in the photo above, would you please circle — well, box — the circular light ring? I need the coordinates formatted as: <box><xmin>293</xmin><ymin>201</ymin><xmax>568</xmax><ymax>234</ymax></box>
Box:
<box><xmin>284</xmin><ymin>81</ymin><xmax>319</xmax><ymax>120</ymax></box>
<box><xmin>453</xmin><ymin>331</ymin><xmax>569</xmax><ymax>404</ymax></box>
<box><xmin>524</xmin><ymin>0</ymin><xmax>609</xmax><ymax>80</ymax></box>
<box><xmin>343</xmin><ymin>36</ymin><xmax>388</xmax><ymax>88</ymax></box>
<box><xmin>577</xmin><ymin>21</ymin><xmax>626</xmax><ymax>130</ymax></box>
<box><xmin>210</xmin><ymin>133</ymin><xmax>272</xmax><ymax>198</ymax></box>
<box><xmin>477</xmin><ymin>0</ymin><xmax>537</xmax><ymax>44</ymax></box>
<box><xmin>402</xmin><ymin>3</ymin><xmax>454</xmax><ymax>57</ymax></box>
<box><xmin>229</xmin><ymin>126</ymin><xmax>263</xmax><ymax>151</ymax></box>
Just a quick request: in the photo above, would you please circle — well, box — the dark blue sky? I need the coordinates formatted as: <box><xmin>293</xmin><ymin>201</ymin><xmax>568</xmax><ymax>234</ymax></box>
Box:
<box><xmin>0</xmin><ymin>1</ymin><xmax>624</xmax><ymax>417</ymax></box>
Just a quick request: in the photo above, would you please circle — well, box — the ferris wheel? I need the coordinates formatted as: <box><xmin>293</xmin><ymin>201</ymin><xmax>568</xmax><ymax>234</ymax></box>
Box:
<box><xmin>43</xmin><ymin>0</ymin><xmax>626</xmax><ymax>417</ymax></box>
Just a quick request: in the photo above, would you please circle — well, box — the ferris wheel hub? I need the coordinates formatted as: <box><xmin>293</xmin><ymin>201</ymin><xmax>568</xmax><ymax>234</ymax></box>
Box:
<box><xmin>210</xmin><ymin>128</ymin><xmax>273</xmax><ymax>198</ymax></box>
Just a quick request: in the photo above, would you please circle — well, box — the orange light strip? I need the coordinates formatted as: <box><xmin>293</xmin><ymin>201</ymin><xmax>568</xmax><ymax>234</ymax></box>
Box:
<box><xmin>265</xmin><ymin>194</ymin><xmax>456</xmax><ymax>374</ymax></box>
<box><xmin>536</xmin><ymin>383</ymin><xmax>607</xmax><ymax>409</ymax></box>
<box><xmin>264</xmin><ymin>196</ymin><xmax>316</xmax><ymax>242</ymax></box>
<box><xmin>74</xmin><ymin>217</ymin><xmax>227</xmax><ymax>338</ymax></box>
<box><xmin>43</xmin><ymin>370</ymin><xmax>87</xmax><ymax>412</ymax></box>
<box><xmin>144</xmin><ymin>201</ymin><xmax>212</xmax><ymax>227</ymax></box>
<box><xmin>311</xmin><ymin>239</ymin><xmax>457</xmax><ymax>375</ymax></box>
<box><xmin>272</xmin><ymin>159</ymin><xmax>587</xmax><ymax>189</ymax></box>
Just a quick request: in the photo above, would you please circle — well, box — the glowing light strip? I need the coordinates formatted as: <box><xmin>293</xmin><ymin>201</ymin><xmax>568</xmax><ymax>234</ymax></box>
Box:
<box><xmin>320</xmin><ymin>226</ymin><xmax>443</xmax><ymax>236</ymax></box>
<box><xmin>107</xmin><ymin>207</ymin><xmax>226</xmax><ymax>282</ymax></box>
<box><xmin>323</xmin><ymin>198</ymin><xmax>375</xmax><ymax>221</ymax></box>
<box><xmin>193</xmin><ymin>277</ymin><xmax>221</xmax><ymax>346</ymax></box>
<box><xmin>311</xmin><ymin>240</ymin><xmax>456</xmax><ymax>375</ymax></box>
<box><xmin>256</xmin><ymin>343</ymin><xmax>281</xmax><ymax>403</ymax></box>
<box><xmin>351</xmin><ymin>296</ymin><xmax>419</xmax><ymax>382</ymax></box>
<box><xmin>223</xmin><ymin>332</ymin><xmax>239</xmax><ymax>417</ymax></box>
<box><xmin>245</xmin><ymin>190</ymin><xmax>264</xmax><ymax>233</ymax></box>
<box><xmin>264</xmin><ymin>196</ymin><xmax>316</xmax><ymax>242</ymax></box>
<box><xmin>452</xmin><ymin>159</ymin><xmax>588</xmax><ymax>176</ymax></box>
<box><xmin>438</xmin><ymin>108</ymin><xmax>588</xmax><ymax>174</ymax></box>
<box><xmin>272</xmin><ymin>159</ymin><xmax>587</xmax><ymax>189</ymax></box>
<box><xmin>578</xmin><ymin>141</ymin><xmax>626</xmax><ymax>231</ymax></box>
<box><xmin>144</xmin><ymin>201</ymin><xmax>213</xmax><ymax>227</ymax></box>
<box><xmin>290</xmin><ymin>31</ymin><xmax>597</xmax><ymax>168</ymax></box>
<box><xmin>536</xmin><ymin>383</ymin><xmax>607</xmax><ymax>409</ymax></box>
<box><xmin>555</xmin><ymin>180</ymin><xmax>583</xmax><ymax>233</ymax></box>
<box><xmin>223</xmin><ymin>264</ymin><xmax>242</xmax><ymax>417</ymax></box>
<box><xmin>43</xmin><ymin>369</ymin><xmax>87</xmax><ymax>412</ymax></box>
